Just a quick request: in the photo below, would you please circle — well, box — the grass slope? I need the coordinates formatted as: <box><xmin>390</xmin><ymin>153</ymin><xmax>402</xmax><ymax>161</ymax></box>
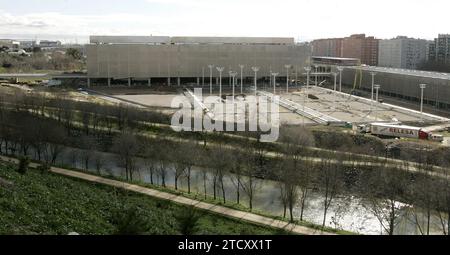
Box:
<box><xmin>0</xmin><ymin>162</ymin><xmax>285</xmax><ymax>235</ymax></box>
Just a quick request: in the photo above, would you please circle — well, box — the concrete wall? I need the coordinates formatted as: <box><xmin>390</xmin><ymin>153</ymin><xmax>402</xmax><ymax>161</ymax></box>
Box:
<box><xmin>87</xmin><ymin>43</ymin><xmax>312</xmax><ymax>79</ymax></box>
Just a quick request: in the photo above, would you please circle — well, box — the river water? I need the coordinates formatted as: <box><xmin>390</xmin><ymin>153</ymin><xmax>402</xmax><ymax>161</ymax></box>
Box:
<box><xmin>3</xmin><ymin>145</ymin><xmax>448</xmax><ymax>235</ymax></box>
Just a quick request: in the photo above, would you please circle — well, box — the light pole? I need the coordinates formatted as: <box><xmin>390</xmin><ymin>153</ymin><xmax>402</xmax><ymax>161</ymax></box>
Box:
<box><xmin>314</xmin><ymin>65</ymin><xmax>319</xmax><ymax>86</ymax></box>
<box><xmin>337</xmin><ymin>66</ymin><xmax>344</xmax><ymax>92</ymax></box>
<box><xmin>271</xmin><ymin>72</ymin><xmax>279</xmax><ymax>94</ymax></box>
<box><xmin>420</xmin><ymin>83</ymin><xmax>427</xmax><ymax>121</ymax></box>
<box><xmin>239</xmin><ymin>64</ymin><xmax>244</xmax><ymax>94</ymax></box>
<box><xmin>374</xmin><ymin>84</ymin><xmax>381</xmax><ymax>102</ymax></box>
<box><xmin>252</xmin><ymin>67</ymin><xmax>260</xmax><ymax>96</ymax></box>
<box><xmin>208</xmin><ymin>65</ymin><xmax>214</xmax><ymax>95</ymax></box>
<box><xmin>285</xmin><ymin>65</ymin><xmax>291</xmax><ymax>93</ymax></box>
<box><xmin>230</xmin><ymin>71</ymin><xmax>238</xmax><ymax>102</ymax></box>
<box><xmin>374</xmin><ymin>84</ymin><xmax>381</xmax><ymax>120</ymax></box>
<box><xmin>304</xmin><ymin>66</ymin><xmax>311</xmax><ymax>89</ymax></box>
<box><xmin>216</xmin><ymin>67</ymin><xmax>224</xmax><ymax>98</ymax></box>
<box><xmin>332</xmin><ymin>72</ymin><xmax>338</xmax><ymax>91</ymax></box>
<box><xmin>370</xmin><ymin>72</ymin><xmax>377</xmax><ymax>101</ymax></box>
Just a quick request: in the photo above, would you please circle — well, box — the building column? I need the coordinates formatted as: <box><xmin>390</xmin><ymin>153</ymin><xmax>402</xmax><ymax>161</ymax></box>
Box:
<box><xmin>87</xmin><ymin>78</ymin><xmax>91</xmax><ymax>88</ymax></box>
<box><xmin>167</xmin><ymin>77</ymin><xmax>171</xmax><ymax>86</ymax></box>
<box><xmin>148</xmin><ymin>78</ymin><xmax>151</xmax><ymax>87</ymax></box>
<box><xmin>197</xmin><ymin>77</ymin><xmax>200</xmax><ymax>86</ymax></box>
<box><xmin>177</xmin><ymin>77</ymin><xmax>181</xmax><ymax>86</ymax></box>
<box><xmin>108</xmin><ymin>78</ymin><xmax>111</xmax><ymax>87</ymax></box>
<box><xmin>128</xmin><ymin>78</ymin><xmax>131</xmax><ymax>87</ymax></box>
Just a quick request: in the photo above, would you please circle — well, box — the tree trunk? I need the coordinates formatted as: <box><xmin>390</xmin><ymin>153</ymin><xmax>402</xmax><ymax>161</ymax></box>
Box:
<box><xmin>175</xmin><ymin>175</ymin><xmax>178</xmax><ymax>190</ymax></box>
<box><xmin>221</xmin><ymin>177</ymin><xmax>226</xmax><ymax>204</ymax></box>
<box><xmin>203</xmin><ymin>173</ymin><xmax>207</xmax><ymax>200</ymax></box>
<box><xmin>283</xmin><ymin>205</ymin><xmax>287</xmax><ymax>219</ymax></box>
<box><xmin>236</xmin><ymin>179</ymin><xmax>240</xmax><ymax>204</ymax></box>
<box><xmin>187</xmin><ymin>167</ymin><xmax>191</xmax><ymax>194</ymax></box>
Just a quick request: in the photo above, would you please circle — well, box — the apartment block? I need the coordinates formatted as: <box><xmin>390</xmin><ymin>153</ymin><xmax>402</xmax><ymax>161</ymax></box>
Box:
<box><xmin>378</xmin><ymin>36</ymin><xmax>428</xmax><ymax>69</ymax></box>
<box><xmin>428</xmin><ymin>34</ymin><xmax>450</xmax><ymax>64</ymax></box>
<box><xmin>312</xmin><ymin>34</ymin><xmax>379</xmax><ymax>66</ymax></box>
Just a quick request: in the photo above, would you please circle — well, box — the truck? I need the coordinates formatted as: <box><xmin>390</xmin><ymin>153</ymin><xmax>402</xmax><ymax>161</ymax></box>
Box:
<box><xmin>357</xmin><ymin>123</ymin><xmax>444</xmax><ymax>142</ymax></box>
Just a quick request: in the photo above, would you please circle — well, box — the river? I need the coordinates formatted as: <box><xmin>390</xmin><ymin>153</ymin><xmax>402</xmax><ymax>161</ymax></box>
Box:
<box><xmin>2</xmin><ymin>145</ymin><xmax>448</xmax><ymax>235</ymax></box>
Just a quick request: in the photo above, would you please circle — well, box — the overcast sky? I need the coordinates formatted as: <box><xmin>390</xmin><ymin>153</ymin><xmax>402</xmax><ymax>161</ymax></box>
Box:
<box><xmin>0</xmin><ymin>0</ymin><xmax>448</xmax><ymax>43</ymax></box>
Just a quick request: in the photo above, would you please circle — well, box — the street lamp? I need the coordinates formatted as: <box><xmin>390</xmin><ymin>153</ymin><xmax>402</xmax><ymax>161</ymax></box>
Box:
<box><xmin>370</xmin><ymin>72</ymin><xmax>377</xmax><ymax>101</ymax></box>
<box><xmin>420</xmin><ymin>83</ymin><xmax>427</xmax><ymax>120</ymax></box>
<box><xmin>374</xmin><ymin>84</ymin><xmax>381</xmax><ymax>102</ymax></box>
<box><xmin>314</xmin><ymin>65</ymin><xmax>319</xmax><ymax>86</ymax></box>
<box><xmin>230</xmin><ymin>71</ymin><xmax>238</xmax><ymax>102</ymax></box>
<box><xmin>304</xmin><ymin>66</ymin><xmax>311</xmax><ymax>89</ymax></box>
<box><xmin>332</xmin><ymin>72</ymin><xmax>338</xmax><ymax>91</ymax></box>
<box><xmin>285</xmin><ymin>65</ymin><xmax>292</xmax><ymax>93</ymax></box>
<box><xmin>337</xmin><ymin>66</ymin><xmax>344</xmax><ymax>92</ymax></box>
<box><xmin>216</xmin><ymin>67</ymin><xmax>224</xmax><ymax>98</ymax></box>
<box><xmin>208</xmin><ymin>65</ymin><xmax>214</xmax><ymax>95</ymax></box>
<box><xmin>239</xmin><ymin>64</ymin><xmax>244</xmax><ymax>94</ymax></box>
<box><xmin>374</xmin><ymin>84</ymin><xmax>381</xmax><ymax>120</ymax></box>
<box><xmin>252</xmin><ymin>67</ymin><xmax>260</xmax><ymax>96</ymax></box>
<box><xmin>271</xmin><ymin>72</ymin><xmax>279</xmax><ymax>94</ymax></box>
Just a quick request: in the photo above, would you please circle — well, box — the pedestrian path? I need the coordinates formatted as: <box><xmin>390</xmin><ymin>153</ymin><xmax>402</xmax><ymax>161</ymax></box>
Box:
<box><xmin>0</xmin><ymin>155</ymin><xmax>335</xmax><ymax>235</ymax></box>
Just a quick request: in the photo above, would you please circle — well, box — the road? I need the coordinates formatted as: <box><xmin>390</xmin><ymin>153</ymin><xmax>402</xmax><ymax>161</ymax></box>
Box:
<box><xmin>0</xmin><ymin>155</ymin><xmax>334</xmax><ymax>235</ymax></box>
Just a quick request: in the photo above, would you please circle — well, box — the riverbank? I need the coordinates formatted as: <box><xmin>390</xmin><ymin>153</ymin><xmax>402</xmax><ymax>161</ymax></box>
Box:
<box><xmin>0</xmin><ymin>159</ymin><xmax>289</xmax><ymax>235</ymax></box>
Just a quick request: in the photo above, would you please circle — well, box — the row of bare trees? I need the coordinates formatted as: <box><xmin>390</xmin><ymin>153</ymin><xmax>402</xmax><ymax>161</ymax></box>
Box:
<box><xmin>2</xmin><ymin>90</ymin><xmax>450</xmax><ymax>235</ymax></box>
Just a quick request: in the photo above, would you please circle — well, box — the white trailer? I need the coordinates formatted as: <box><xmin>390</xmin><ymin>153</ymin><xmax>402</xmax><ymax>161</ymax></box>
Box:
<box><xmin>363</xmin><ymin>123</ymin><xmax>443</xmax><ymax>142</ymax></box>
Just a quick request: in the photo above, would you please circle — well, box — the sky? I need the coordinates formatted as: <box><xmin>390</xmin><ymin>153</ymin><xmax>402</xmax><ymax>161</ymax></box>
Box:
<box><xmin>0</xmin><ymin>0</ymin><xmax>449</xmax><ymax>43</ymax></box>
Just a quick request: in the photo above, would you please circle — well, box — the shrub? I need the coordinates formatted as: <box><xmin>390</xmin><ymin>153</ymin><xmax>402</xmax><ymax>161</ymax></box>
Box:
<box><xmin>111</xmin><ymin>205</ymin><xmax>150</xmax><ymax>235</ymax></box>
<box><xmin>174</xmin><ymin>206</ymin><xmax>203</xmax><ymax>235</ymax></box>
<box><xmin>37</xmin><ymin>163</ymin><xmax>51</xmax><ymax>174</ymax></box>
<box><xmin>17</xmin><ymin>156</ymin><xmax>30</xmax><ymax>175</ymax></box>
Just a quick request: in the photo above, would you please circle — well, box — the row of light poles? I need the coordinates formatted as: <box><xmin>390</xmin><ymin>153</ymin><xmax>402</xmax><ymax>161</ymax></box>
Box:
<box><xmin>369</xmin><ymin>73</ymin><xmax>427</xmax><ymax>121</ymax></box>
<box><xmin>205</xmin><ymin>64</ymin><xmax>298</xmax><ymax>97</ymax></box>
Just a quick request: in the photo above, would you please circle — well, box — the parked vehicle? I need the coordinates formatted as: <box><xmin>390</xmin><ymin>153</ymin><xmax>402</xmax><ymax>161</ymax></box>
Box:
<box><xmin>356</xmin><ymin>123</ymin><xmax>444</xmax><ymax>142</ymax></box>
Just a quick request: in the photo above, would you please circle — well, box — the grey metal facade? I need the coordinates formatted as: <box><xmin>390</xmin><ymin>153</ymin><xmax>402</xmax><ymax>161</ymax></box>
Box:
<box><xmin>341</xmin><ymin>67</ymin><xmax>450</xmax><ymax>109</ymax></box>
<box><xmin>86</xmin><ymin>36</ymin><xmax>311</xmax><ymax>80</ymax></box>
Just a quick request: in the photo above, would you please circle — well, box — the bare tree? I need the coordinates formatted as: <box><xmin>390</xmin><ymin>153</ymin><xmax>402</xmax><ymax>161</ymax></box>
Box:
<box><xmin>317</xmin><ymin>158</ymin><xmax>343</xmax><ymax>228</ymax></box>
<box><xmin>363</xmin><ymin>163</ymin><xmax>411</xmax><ymax>235</ymax></box>
<box><xmin>112</xmin><ymin>130</ymin><xmax>139</xmax><ymax>181</ymax></box>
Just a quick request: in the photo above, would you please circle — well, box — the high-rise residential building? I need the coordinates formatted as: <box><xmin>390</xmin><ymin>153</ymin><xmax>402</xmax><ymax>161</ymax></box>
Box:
<box><xmin>312</xmin><ymin>34</ymin><xmax>379</xmax><ymax>66</ymax></box>
<box><xmin>311</xmin><ymin>38</ymin><xmax>343</xmax><ymax>58</ymax></box>
<box><xmin>428</xmin><ymin>34</ymin><xmax>450</xmax><ymax>64</ymax></box>
<box><xmin>378</xmin><ymin>36</ymin><xmax>428</xmax><ymax>69</ymax></box>
<box><xmin>342</xmin><ymin>34</ymin><xmax>379</xmax><ymax>66</ymax></box>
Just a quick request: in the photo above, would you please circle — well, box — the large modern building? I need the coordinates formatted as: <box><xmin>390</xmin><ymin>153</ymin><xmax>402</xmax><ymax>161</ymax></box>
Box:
<box><xmin>378</xmin><ymin>36</ymin><xmax>428</xmax><ymax>69</ymax></box>
<box><xmin>341</xmin><ymin>66</ymin><xmax>450</xmax><ymax>111</ymax></box>
<box><xmin>428</xmin><ymin>34</ymin><xmax>450</xmax><ymax>64</ymax></box>
<box><xmin>86</xmin><ymin>36</ymin><xmax>312</xmax><ymax>86</ymax></box>
<box><xmin>312</xmin><ymin>34</ymin><xmax>379</xmax><ymax>66</ymax></box>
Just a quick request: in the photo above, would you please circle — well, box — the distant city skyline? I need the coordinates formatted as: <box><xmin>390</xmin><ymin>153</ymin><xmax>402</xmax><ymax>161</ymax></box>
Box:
<box><xmin>1</xmin><ymin>0</ymin><xmax>449</xmax><ymax>44</ymax></box>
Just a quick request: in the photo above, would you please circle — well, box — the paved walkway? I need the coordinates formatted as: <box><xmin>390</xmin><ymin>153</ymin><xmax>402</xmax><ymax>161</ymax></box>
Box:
<box><xmin>0</xmin><ymin>155</ymin><xmax>334</xmax><ymax>235</ymax></box>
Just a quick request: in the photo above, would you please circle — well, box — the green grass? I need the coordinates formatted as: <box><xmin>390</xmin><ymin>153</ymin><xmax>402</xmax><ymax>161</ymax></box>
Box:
<box><xmin>0</xmin><ymin>161</ymin><xmax>287</xmax><ymax>235</ymax></box>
